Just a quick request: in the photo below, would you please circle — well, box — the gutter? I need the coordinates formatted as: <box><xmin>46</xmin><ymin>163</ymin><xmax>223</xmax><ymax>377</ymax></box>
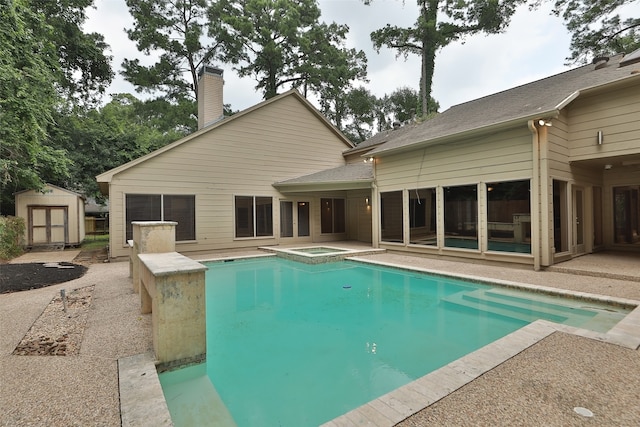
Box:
<box><xmin>369</xmin><ymin>110</ymin><xmax>561</xmax><ymax>158</ymax></box>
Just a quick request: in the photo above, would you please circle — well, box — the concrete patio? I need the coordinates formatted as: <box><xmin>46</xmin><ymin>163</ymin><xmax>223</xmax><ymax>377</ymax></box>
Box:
<box><xmin>0</xmin><ymin>249</ymin><xmax>638</xmax><ymax>426</ymax></box>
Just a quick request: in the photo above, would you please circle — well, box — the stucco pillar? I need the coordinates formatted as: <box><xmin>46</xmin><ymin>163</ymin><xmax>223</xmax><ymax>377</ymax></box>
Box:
<box><xmin>138</xmin><ymin>252</ymin><xmax>208</xmax><ymax>365</ymax></box>
<box><xmin>131</xmin><ymin>221</ymin><xmax>177</xmax><ymax>293</ymax></box>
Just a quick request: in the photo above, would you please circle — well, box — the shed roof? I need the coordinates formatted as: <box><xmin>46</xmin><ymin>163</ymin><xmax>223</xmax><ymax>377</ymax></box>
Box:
<box><xmin>366</xmin><ymin>50</ymin><xmax>640</xmax><ymax>157</ymax></box>
<box><xmin>14</xmin><ymin>183</ymin><xmax>85</xmax><ymax>199</ymax></box>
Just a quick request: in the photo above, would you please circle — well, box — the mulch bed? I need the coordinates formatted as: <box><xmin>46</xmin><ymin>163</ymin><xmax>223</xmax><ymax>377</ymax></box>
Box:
<box><xmin>0</xmin><ymin>263</ymin><xmax>88</xmax><ymax>293</ymax></box>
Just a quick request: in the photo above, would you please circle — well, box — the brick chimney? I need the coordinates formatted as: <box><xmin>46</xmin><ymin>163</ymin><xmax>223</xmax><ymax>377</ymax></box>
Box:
<box><xmin>197</xmin><ymin>66</ymin><xmax>224</xmax><ymax>130</ymax></box>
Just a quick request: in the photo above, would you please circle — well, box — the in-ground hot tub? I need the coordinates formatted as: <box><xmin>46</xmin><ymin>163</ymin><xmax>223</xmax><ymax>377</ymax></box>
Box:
<box><xmin>260</xmin><ymin>245</ymin><xmax>384</xmax><ymax>263</ymax></box>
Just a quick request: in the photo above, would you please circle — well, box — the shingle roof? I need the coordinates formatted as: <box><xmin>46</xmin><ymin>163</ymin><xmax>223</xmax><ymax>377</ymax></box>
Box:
<box><xmin>274</xmin><ymin>162</ymin><xmax>373</xmax><ymax>187</ymax></box>
<box><xmin>368</xmin><ymin>51</ymin><xmax>640</xmax><ymax>156</ymax></box>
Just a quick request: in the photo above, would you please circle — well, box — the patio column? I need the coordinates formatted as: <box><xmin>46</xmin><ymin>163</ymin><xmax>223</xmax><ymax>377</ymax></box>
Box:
<box><xmin>131</xmin><ymin>221</ymin><xmax>177</xmax><ymax>293</ymax></box>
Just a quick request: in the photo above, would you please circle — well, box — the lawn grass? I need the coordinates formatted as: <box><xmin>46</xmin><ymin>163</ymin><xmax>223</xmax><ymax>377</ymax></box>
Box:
<box><xmin>81</xmin><ymin>234</ymin><xmax>109</xmax><ymax>250</ymax></box>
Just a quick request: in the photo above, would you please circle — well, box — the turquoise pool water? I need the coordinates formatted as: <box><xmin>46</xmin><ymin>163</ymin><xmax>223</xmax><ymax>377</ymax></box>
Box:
<box><xmin>160</xmin><ymin>257</ymin><xmax>628</xmax><ymax>426</ymax></box>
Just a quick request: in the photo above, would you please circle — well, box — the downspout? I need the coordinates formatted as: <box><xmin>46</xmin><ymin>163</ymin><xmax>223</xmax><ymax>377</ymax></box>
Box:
<box><xmin>371</xmin><ymin>158</ymin><xmax>379</xmax><ymax>248</ymax></box>
<box><xmin>528</xmin><ymin>120</ymin><xmax>541</xmax><ymax>271</ymax></box>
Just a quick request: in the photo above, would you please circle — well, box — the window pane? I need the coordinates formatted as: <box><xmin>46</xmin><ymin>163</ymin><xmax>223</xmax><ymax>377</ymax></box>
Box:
<box><xmin>125</xmin><ymin>194</ymin><xmax>161</xmax><ymax>241</ymax></box>
<box><xmin>444</xmin><ymin>185</ymin><xmax>477</xmax><ymax>249</ymax></box>
<box><xmin>164</xmin><ymin>195</ymin><xmax>195</xmax><ymax>241</ymax></box>
<box><xmin>255</xmin><ymin>197</ymin><xmax>273</xmax><ymax>237</ymax></box>
<box><xmin>553</xmin><ymin>180</ymin><xmax>568</xmax><ymax>252</ymax></box>
<box><xmin>381</xmin><ymin>191</ymin><xmax>403</xmax><ymax>243</ymax></box>
<box><xmin>333</xmin><ymin>199</ymin><xmax>345</xmax><ymax>233</ymax></box>
<box><xmin>409</xmin><ymin>188</ymin><xmax>436</xmax><ymax>246</ymax></box>
<box><xmin>280</xmin><ymin>201</ymin><xmax>293</xmax><ymax>238</ymax></box>
<box><xmin>614</xmin><ymin>186</ymin><xmax>640</xmax><ymax>244</ymax></box>
<box><xmin>235</xmin><ymin>196</ymin><xmax>254</xmax><ymax>238</ymax></box>
<box><xmin>486</xmin><ymin>181</ymin><xmax>530</xmax><ymax>253</ymax></box>
<box><xmin>298</xmin><ymin>202</ymin><xmax>310</xmax><ymax>237</ymax></box>
<box><xmin>321</xmin><ymin>198</ymin><xmax>333</xmax><ymax>233</ymax></box>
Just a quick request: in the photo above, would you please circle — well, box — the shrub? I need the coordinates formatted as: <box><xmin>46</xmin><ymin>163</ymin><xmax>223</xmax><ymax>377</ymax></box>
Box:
<box><xmin>0</xmin><ymin>216</ymin><xmax>25</xmax><ymax>260</ymax></box>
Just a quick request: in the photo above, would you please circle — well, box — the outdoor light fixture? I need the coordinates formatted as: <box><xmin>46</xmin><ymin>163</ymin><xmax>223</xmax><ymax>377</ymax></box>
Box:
<box><xmin>597</xmin><ymin>130</ymin><xmax>604</xmax><ymax>145</ymax></box>
<box><xmin>365</xmin><ymin>197</ymin><xmax>370</xmax><ymax>206</ymax></box>
<box><xmin>604</xmin><ymin>164</ymin><xmax>613</xmax><ymax>170</ymax></box>
<box><xmin>538</xmin><ymin>119</ymin><xmax>553</xmax><ymax>127</ymax></box>
<box><xmin>363</xmin><ymin>157</ymin><xmax>374</xmax><ymax>163</ymax></box>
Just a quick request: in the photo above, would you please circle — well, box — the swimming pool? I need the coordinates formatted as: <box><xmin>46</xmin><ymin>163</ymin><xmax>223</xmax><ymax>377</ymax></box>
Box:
<box><xmin>160</xmin><ymin>257</ymin><xmax>629</xmax><ymax>426</ymax></box>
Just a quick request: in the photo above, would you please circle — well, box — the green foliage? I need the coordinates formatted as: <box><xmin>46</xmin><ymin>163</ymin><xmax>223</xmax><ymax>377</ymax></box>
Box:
<box><xmin>339</xmin><ymin>87</ymin><xmax>378</xmax><ymax>144</ymax></box>
<box><xmin>369</xmin><ymin>0</ymin><xmax>523</xmax><ymax>115</ymax></box>
<box><xmin>377</xmin><ymin>86</ymin><xmax>439</xmax><ymax>130</ymax></box>
<box><xmin>209</xmin><ymin>0</ymin><xmax>368</xmax><ymax>101</ymax></box>
<box><xmin>0</xmin><ymin>216</ymin><xmax>25</xmax><ymax>260</ymax></box>
<box><xmin>123</xmin><ymin>0</ymin><xmax>218</xmax><ymax>101</ymax></box>
<box><xmin>45</xmin><ymin>94</ymin><xmax>193</xmax><ymax>200</ymax></box>
<box><xmin>535</xmin><ymin>0</ymin><xmax>640</xmax><ymax>63</ymax></box>
<box><xmin>0</xmin><ymin>0</ymin><xmax>71</xmax><ymax>213</ymax></box>
<box><xmin>32</xmin><ymin>0</ymin><xmax>113</xmax><ymax>103</ymax></box>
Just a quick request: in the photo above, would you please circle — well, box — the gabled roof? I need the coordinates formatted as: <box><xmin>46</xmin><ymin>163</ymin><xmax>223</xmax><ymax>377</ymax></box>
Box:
<box><xmin>14</xmin><ymin>183</ymin><xmax>85</xmax><ymax>199</ymax></box>
<box><xmin>274</xmin><ymin>162</ymin><xmax>373</xmax><ymax>191</ymax></box>
<box><xmin>96</xmin><ymin>90</ymin><xmax>354</xmax><ymax>188</ymax></box>
<box><xmin>368</xmin><ymin>51</ymin><xmax>640</xmax><ymax>157</ymax></box>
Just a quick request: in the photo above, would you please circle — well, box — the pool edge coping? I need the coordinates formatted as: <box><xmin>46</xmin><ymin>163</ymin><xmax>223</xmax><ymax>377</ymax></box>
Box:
<box><xmin>320</xmin><ymin>257</ymin><xmax>640</xmax><ymax>427</ymax></box>
<box><xmin>120</xmin><ymin>254</ymin><xmax>640</xmax><ymax>427</ymax></box>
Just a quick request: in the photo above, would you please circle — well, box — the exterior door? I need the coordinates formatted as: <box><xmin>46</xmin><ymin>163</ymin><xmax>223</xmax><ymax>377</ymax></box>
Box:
<box><xmin>279</xmin><ymin>201</ymin><xmax>310</xmax><ymax>239</ymax></box>
<box><xmin>572</xmin><ymin>187</ymin><xmax>585</xmax><ymax>255</ymax></box>
<box><xmin>29</xmin><ymin>206</ymin><xmax>68</xmax><ymax>245</ymax></box>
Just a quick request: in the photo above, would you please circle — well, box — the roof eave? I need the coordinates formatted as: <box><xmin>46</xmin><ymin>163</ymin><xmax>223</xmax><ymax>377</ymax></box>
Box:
<box><xmin>369</xmin><ymin>111</ymin><xmax>560</xmax><ymax>157</ymax></box>
<box><xmin>273</xmin><ymin>179</ymin><xmax>373</xmax><ymax>192</ymax></box>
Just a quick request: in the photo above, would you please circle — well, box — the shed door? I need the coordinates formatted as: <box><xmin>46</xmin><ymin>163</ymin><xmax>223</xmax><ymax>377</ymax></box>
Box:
<box><xmin>29</xmin><ymin>206</ymin><xmax>68</xmax><ymax>245</ymax></box>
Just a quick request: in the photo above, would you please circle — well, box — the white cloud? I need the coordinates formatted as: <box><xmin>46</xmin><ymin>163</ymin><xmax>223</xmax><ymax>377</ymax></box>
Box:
<box><xmin>85</xmin><ymin>0</ymin><xmax>577</xmax><ymax>112</ymax></box>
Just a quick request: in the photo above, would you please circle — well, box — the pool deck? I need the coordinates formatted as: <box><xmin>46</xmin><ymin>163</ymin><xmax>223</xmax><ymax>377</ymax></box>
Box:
<box><xmin>1</xmin><ymin>247</ymin><xmax>639</xmax><ymax>426</ymax></box>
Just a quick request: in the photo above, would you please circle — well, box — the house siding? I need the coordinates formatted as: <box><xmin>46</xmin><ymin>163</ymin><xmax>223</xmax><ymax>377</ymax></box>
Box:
<box><xmin>568</xmin><ymin>80</ymin><xmax>640</xmax><ymax>162</ymax></box>
<box><xmin>107</xmin><ymin>95</ymin><xmax>350</xmax><ymax>258</ymax></box>
<box><xmin>373</xmin><ymin>126</ymin><xmax>535</xmax><ymax>264</ymax></box>
<box><xmin>375</xmin><ymin>127</ymin><xmax>533</xmax><ymax>192</ymax></box>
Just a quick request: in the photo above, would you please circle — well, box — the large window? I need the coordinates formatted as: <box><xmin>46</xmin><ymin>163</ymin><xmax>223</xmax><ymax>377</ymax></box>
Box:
<box><xmin>235</xmin><ymin>196</ymin><xmax>273</xmax><ymax>238</ymax></box>
<box><xmin>614</xmin><ymin>186</ymin><xmax>640</xmax><ymax>244</ymax></box>
<box><xmin>380</xmin><ymin>191</ymin><xmax>403</xmax><ymax>243</ymax></box>
<box><xmin>125</xmin><ymin>194</ymin><xmax>195</xmax><ymax>241</ymax></box>
<box><xmin>409</xmin><ymin>188</ymin><xmax>437</xmax><ymax>246</ymax></box>
<box><xmin>486</xmin><ymin>180</ymin><xmax>531</xmax><ymax>253</ymax></box>
<box><xmin>444</xmin><ymin>185</ymin><xmax>477</xmax><ymax>249</ymax></box>
<box><xmin>553</xmin><ymin>180</ymin><xmax>568</xmax><ymax>253</ymax></box>
<box><xmin>320</xmin><ymin>198</ymin><xmax>345</xmax><ymax>234</ymax></box>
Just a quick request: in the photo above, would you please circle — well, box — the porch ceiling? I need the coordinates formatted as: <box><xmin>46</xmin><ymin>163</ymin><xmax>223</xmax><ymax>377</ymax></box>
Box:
<box><xmin>570</xmin><ymin>153</ymin><xmax>640</xmax><ymax>173</ymax></box>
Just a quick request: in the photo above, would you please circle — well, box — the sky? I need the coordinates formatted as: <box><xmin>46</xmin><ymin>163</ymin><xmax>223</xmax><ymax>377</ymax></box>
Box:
<box><xmin>84</xmin><ymin>0</ymin><xmax>578</xmax><ymax>113</ymax></box>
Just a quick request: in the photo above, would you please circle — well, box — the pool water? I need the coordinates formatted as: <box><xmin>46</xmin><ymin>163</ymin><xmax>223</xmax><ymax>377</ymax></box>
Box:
<box><xmin>160</xmin><ymin>258</ymin><xmax>628</xmax><ymax>427</ymax></box>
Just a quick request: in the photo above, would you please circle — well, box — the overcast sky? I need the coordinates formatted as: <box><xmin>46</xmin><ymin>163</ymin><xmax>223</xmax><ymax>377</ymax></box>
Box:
<box><xmin>85</xmin><ymin>0</ymin><xmax>578</xmax><ymax>112</ymax></box>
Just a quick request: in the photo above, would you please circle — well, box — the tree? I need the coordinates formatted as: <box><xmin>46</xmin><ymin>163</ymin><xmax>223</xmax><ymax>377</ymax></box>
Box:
<box><xmin>46</xmin><ymin>94</ymin><xmax>194</xmax><ymax>200</ymax></box>
<box><xmin>369</xmin><ymin>0</ymin><xmax>523</xmax><ymax>116</ymax></box>
<box><xmin>377</xmin><ymin>86</ymin><xmax>439</xmax><ymax>130</ymax></box>
<box><xmin>209</xmin><ymin>0</ymin><xmax>367</xmax><ymax>100</ymax></box>
<box><xmin>339</xmin><ymin>87</ymin><xmax>378</xmax><ymax>144</ymax></box>
<box><xmin>535</xmin><ymin>0</ymin><xmax>640</xmax><ymax>63</ymax></box>
<box><xmin>0</xmin><ymin>0</ymin><xmax>71</xmax><ymax>213</ymax></box>
<box><xmin>123</xmin><ymin>0</ymin><xmax>220</xmax><ymax>102</ymax></box>
<box><xmin>33</xmin><ymin>0</ymin><xmax>113</xmax><ymax>104</ymax></box>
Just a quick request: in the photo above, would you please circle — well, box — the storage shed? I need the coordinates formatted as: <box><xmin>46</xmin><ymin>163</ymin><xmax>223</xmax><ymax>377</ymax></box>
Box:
<box><xmin>15</xmin><ymin>184</ymin><xmax>86</xmax><ymax>247</ymax></box>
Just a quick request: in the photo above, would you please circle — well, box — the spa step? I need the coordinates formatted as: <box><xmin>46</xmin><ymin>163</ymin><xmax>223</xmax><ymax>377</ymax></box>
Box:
<box><xmin>441</xmin><ymin>289</ymin><xmax>582</xmax><ymax>325</ymax></box>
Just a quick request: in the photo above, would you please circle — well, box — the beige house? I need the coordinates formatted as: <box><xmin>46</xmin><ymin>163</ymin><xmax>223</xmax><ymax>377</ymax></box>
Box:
<box><xmin>14</xmin><ymin>184</ymin><xmax>86</xmax><ymax>247</ymax></box>
<box><xmin>99</xmin><ymin>52</ymin><xmax>640</xmax><ymax>267</ymax></box>
<box><xmin>97</xmin><ymin>67</ymin><xmax>367</xmax><ymax>259</ymax></box>
<box><xmin>361</xmin><ymin>50</ymin><xmax>640</xmax><ymax>269</ymax></box>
